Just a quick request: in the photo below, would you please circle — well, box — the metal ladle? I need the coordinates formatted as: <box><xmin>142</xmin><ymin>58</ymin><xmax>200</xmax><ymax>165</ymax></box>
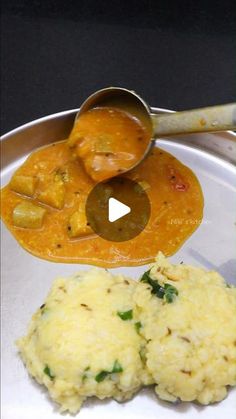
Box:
<box><xmin>75</xmin><ymin>87</ymin><xmax>236</xmax><ymax>172</ymax></box>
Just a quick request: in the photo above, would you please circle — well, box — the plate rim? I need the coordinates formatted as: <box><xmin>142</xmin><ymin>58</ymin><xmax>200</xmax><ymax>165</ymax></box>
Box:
<box><xmin>1</xmin><ymin>106</ymin><xmax>235</xmax><ymax>141</ymax></box>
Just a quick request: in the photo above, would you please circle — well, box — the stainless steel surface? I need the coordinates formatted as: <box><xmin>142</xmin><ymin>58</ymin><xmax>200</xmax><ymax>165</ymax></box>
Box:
<box><xmin>1</xmin><ymin>109</ymin><xmax>236</xmax><ymax>419</ymax></box>
<box><xmin>152</xmin><ymin>103</ymin><xmax>236</xmax><ymax>136</ymax></box>
<box><xmin>1</xmin><ymin>109</ymin><xmax>76</xmax><ymax>170</ymax></box>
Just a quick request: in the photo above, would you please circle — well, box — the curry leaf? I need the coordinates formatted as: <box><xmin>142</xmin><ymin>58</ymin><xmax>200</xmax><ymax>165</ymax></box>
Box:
<box><xmin>140</xmin><ymin>270</ymin><xmax>178</xmax><ymax>303</ymax></box>
<box><xmin>163</xmin><ymin>283</ymin><xmax>178</xmax><ymax>303</ymax></box>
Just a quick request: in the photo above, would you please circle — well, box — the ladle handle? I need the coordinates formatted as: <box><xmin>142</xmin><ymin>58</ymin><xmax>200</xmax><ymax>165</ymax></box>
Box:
<box><xmin>151</xmin><ymin>103</ymin><xmax>236</xmax><ymax>137</ymax></box>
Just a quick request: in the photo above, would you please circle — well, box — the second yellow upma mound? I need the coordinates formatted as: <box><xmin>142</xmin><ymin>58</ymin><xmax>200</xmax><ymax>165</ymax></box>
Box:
<box><xmin>17</xmin><ymin>268</ymin><xmax>151</xmax><ymax>413</ymax></box>
<box><xmin>134</xmin><ymin>252</ymin><xmax>236</xmax><ymax>404</ymax></box>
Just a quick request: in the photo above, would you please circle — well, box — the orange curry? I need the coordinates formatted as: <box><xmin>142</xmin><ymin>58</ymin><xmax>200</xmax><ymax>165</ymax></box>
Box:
<box><xmin>1</xmin><ymin>108</ymin><xmax>204</xmax><ymax>267</ymax></box>
<box><xmin>2</xmin><ymin>141</ymin><xmax>203</xmax><ymax>267</ymax></box>
<box><xmin>68</xmin><ymin>107</ymin><xmax>151</xmax><ymax>182</ymax></box>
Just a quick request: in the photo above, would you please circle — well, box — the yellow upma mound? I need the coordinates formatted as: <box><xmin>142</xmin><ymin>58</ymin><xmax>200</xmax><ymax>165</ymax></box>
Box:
<box><xmin>17</xmin><ymin>254</ymin><xmax>236</xmax><ymax>414</ymax></box>
<box><xmin>134</xmin><ymin>252</ymin><xmax>236</xmax><ymax>404</ymax></box>
<box><xmin>17</xmin><ymin>268</ymin><xmax>150</xmax><ymax>413</ymax></box>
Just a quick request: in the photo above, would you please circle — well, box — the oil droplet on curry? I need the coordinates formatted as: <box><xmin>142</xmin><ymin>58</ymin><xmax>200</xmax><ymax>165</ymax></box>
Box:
<box><xmin>0</xmin><ymin>107</ymin><xmax>204</xmax><ymax>267</ymax></box>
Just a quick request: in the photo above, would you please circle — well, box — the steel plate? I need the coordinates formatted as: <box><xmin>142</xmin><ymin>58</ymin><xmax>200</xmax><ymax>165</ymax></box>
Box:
<box><xmin>1</xmin><ymin>108</ymin><xmax>236</xmax><ymax>419</ymax></box>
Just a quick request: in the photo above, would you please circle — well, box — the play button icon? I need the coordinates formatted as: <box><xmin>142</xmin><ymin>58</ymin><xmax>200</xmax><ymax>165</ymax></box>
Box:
<box><xmin>86</xmin><ymin>177</ymin><xmax>151</xmax><ymax>242</ymax></box>
<box><xmin>108</xmin><ymin>198</ymin><xmax>131</xmax><ymax>222</ymax></box>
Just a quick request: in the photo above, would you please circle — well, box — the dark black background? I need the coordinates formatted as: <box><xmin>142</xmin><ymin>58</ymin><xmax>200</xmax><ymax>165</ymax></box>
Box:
<box><xmin>1</xmin><ymin>0</ymin><xmax>235</xmax><ymax>134</ymax></box>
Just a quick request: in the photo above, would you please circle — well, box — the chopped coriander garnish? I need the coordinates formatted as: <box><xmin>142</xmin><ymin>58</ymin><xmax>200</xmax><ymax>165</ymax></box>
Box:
<box><xmin>134</xmin><ymin>321</ymin><xmax>142</xmax><ymax>333</ymax></box>
<box><xmin>139</xmin><ymin>347</ymin><xmax>146</xmax><ymax>362</ymax></box>
<box><xmin>140</xmin><ymin>270</ymin><xmax>178</xmax><ymax>303</ymax></box>
<box><xmin>43</xmin><ymin>365</ymin><xmax>54</xmax><ymax>380</ymax></box>
<box><xmin>95</xmin><ymin>370</ymin><xmax>109</xmax><ymax>382</ymax></box>
<box><xmin>117</xmin><ymin>309</ymin><xmax>133</xmax><ymax>320</ymax></box>
<box><xmin>111</xmin><ymin>360</ymin><xmax>123</xmax><ymax>373</ymax></box>
<box><xmin>95</xmin><ymin>360</ymin><xmax>123</xmax><ymax>382</ymax></box>
<box><xmin>82</xmin><ymin>366</ymin><xmax>90</xmax><ymax>381</ymax></box>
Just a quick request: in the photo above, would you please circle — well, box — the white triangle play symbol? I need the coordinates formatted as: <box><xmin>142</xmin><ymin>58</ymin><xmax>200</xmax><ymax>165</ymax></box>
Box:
<box><xmin>108</xmin><ymin>197</ymin><xmax>131</xmax><ymax>222</ymax></box>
